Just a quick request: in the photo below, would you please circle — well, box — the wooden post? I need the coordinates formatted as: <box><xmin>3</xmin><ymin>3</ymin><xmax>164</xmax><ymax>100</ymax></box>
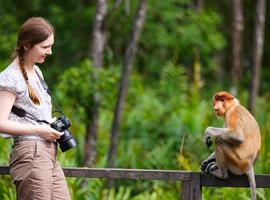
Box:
<box><xmin>181</xmin><ymin>181</ymin><xmax>190</xmax><ymax>200</ymax></box>
<box><xmin>181</xmin><ymin>173</ymin><xmax>201</xmax><ymax>200</ymax></box>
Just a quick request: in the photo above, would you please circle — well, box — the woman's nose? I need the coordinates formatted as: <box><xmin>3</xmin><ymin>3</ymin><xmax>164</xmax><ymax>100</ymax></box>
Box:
<box><xmin>46</xmin><ymin>48</ymin><xmax>52</xmax><ymax>55</ymax></box>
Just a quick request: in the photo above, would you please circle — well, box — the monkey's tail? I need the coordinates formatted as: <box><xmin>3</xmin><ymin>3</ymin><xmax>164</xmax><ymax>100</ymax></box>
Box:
<box><xmin>246</xmin><ymin>166</ymin><xmax>257</xmax><ymax>200</ymax></box>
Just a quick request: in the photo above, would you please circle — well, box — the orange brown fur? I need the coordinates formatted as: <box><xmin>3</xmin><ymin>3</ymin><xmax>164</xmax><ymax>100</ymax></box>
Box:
<box><xmin>202</xmin><ymin>91</ymin><xmax>261</xmax><ymax>200</ymax></box>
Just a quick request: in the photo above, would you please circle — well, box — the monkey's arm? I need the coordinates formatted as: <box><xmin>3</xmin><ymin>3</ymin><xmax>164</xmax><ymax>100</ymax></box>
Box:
<box><xmin>203</xmin><ymin>126</ymin><xmax>244</xmax><ymax>146</ymax></box>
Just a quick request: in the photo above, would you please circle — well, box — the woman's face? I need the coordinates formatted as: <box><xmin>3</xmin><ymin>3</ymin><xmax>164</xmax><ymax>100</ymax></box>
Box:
<box><xmin>25</xmin><ymin>34</ymin><xmax>54</xmax><ymax>64</ymax></box>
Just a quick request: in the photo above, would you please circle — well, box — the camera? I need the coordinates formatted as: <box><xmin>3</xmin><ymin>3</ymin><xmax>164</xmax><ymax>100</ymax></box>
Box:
<box><xmin>50</xmin><ymin>115</ymin><xmax>77</xmax><ymax>152</ymax></box>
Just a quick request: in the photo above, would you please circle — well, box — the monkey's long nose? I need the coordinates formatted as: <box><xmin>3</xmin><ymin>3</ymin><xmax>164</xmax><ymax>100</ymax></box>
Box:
<box><xmin>213</xmin><ymin>105</ymin><xmax>219</xmax><ymax>112</ymax></box>
<box><xmin>214</xmin><ymin>107</ymin><xmax>220</xmax><ymax>115</ymax></box>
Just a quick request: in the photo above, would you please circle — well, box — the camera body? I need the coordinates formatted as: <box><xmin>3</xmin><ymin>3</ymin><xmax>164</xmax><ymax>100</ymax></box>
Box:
<box><xmin>50</xmin><ymin>115</ymin><xmax>77</xmax><ymax>152</ymax></box>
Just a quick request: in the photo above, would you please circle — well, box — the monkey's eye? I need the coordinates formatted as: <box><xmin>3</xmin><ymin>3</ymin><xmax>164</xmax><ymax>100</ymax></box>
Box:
<box><xmin>220</xmin><ymin>99</ymin><xmax>225</xmax><ymax>102</ymax></box>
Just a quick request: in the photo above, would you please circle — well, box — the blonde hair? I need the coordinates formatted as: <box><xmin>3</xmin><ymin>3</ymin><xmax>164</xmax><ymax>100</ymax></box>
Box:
<box><xmin>13</xmin><ymin>17</ymin><xmax>54</xmax><ymax>105</ymax></box>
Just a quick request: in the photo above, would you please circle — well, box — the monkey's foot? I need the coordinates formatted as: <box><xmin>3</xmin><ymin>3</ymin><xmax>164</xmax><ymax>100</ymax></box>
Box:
<box><xmin>205</xmin><ymin>162</ymin><xmax>219</xmax><ymax>173</ymax></box>
<box><xmin>201</xmin><ymin>158</ymin><xmax>216</xmax><ymax>172</ymax></box>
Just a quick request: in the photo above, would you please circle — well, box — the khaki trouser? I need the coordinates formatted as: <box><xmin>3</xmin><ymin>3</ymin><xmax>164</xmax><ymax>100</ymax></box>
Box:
<box><xmin>9</xmin><ymin>140</ymin><xmax>71</xmax><ymax>200</ymax></box>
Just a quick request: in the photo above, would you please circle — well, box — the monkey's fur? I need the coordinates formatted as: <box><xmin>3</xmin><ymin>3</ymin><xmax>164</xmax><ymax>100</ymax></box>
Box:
<box><xmin>201</xmin><ymin>91</ymin><xmax>261</xmax><ymax>200</ymax></box>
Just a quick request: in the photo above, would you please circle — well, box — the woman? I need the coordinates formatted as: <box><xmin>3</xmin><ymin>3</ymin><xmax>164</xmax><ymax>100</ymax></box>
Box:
<box><xmin>0</xmin><ymin>17</ymin><xmax>71</xmax><ymax>200</ymax></box>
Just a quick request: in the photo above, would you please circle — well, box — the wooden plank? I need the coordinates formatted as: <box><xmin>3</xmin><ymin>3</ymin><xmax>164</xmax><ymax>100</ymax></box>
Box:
<box><xmin>0</xmin><ymin>166</ymin><xmax>190</xmax><ymax>181</ymax></box>
<box><xmin>2</xmin><ymin>165</ymin><xmax>270</xmax><ymax>189</ymax></box>
<box><xmin>0</xmin><ymin>166</ymin><xmax>270</xmax><ymax>188</ymax></box>
<box><xmin>200</xmin><ymin>172</ymin><xmax>270</xmax><ymax>188</ymax></box>
<box><xmin>0</xmin><ymin>166</ymin><xmax>192</xmax><ymax>199</ymax></box>
<box><xmin>63</xmin><ymin>167</ymin><xmax>191</xmax><ymax>181</ymax></box>
<box><xmin>63</xmin><ymin>168</ymin><xmax>270</xmax><ymax>188</ymax></box>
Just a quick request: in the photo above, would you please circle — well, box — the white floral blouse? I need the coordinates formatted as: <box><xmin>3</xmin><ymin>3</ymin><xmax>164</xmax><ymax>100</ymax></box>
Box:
<box><xmin>0</xmin><ymin>63</ymin><xmax>53</xmax><ymax>140</ymax></box>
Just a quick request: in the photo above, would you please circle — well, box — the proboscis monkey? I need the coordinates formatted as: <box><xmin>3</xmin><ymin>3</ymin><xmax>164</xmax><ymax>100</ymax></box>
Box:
<box><xmin>201</xmin><ymin>91</ymin><xmax>261</xmax><ymax>200</ymax></box>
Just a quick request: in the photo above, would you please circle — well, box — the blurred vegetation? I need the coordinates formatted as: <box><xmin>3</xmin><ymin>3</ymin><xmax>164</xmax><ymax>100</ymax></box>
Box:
<box><xmin>0</xmin><ymin>0</ymin><xmax>269</xmax><ymax>199</ymax></box>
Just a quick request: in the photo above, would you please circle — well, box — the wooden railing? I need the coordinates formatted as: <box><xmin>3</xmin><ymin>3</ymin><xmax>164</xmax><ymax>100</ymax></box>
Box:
<box><xmin>1</xmin><ymin>166</ymin><xmax>269</xmax><ymax>200</ymax></box>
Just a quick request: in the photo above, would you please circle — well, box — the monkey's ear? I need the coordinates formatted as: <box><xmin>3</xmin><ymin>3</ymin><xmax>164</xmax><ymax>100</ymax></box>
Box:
<box><xmin>226</xmin><ymin>97</ymin><xmax>234</xmax><ymax>100</ymax></box>
<box><xmin>224</xmin><ymin>93</ymin><xmax>235</xmax><ymax>100</ymax></box>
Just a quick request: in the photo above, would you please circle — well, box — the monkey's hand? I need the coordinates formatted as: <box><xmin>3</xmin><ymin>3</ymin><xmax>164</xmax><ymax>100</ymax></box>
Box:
<box><xmin>201</xmin><ymin>157</ymin><xmax>216</xmax><ymax>172</ymax></box>
<box><xmin>205</xmin><ymin>162</ymin><xmax>219</xmax><ymax>173</ymax></box>
<box><xmin>203</xmin><ymin>127</ymin><xmax>215</xmax><ymax>147</ymax></box>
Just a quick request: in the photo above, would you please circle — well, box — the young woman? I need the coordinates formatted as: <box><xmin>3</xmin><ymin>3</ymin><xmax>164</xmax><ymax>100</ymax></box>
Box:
<box><xmin>0</xmin><ymin>17</ymin><xmax>71</xmax><ymax>200</ymax></box>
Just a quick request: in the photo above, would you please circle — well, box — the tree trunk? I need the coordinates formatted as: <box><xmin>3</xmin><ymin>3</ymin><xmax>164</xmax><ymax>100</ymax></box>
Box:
<box><xmin>107</xmin><ymin>0</ymin><xmax>147</xmax><ymax>182</ymax></box>
<box><xmin>230</xmin><ymin>0</ymin><xmax>244</xmax><ymax>95</ymax></box>
<box><xmin>83</xmin><ymin>103</ymin><xmax>99</xmax><ymax>167</ymax></box>
<box><xmin>90</xmin><ymin>0</ymin><xmax>107</xmax><ymax>68</ymax></box>
<box><xmin>83</xmin><ymin>0</ymin><xmax>107</xmax><ymax>167</ymax></box>
<box><xmin>192</xmin><ymin>0</ymin><xmax>203</xmax><ymax>96</ymax></box>
<box><xmin>194</xmin><ymin>0</ymin><xmax>203</xmax><ymax>11</ymax></box>
<box><xmin>248</xmin><ymin>0</ymin><xmax>265</xmax><ymax>114</ymax></box>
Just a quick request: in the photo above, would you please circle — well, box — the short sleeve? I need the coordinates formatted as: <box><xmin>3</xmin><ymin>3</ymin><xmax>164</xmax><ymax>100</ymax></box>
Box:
<box><xmin>0</xmin><ymin>67</ymin><xmax>24</xmax><ymax>96</ymax></box>
<box><xmin>0</xmin><ymin>66</ymin><xmax>23</xmax><ymax>138</ymax></box>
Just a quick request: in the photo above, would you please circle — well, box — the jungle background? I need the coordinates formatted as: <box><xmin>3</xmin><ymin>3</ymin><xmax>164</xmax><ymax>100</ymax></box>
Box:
<box><xmin>0</xmin><ymin>0</ymin><xmax>269</xmax><ymax>199</ymax></box>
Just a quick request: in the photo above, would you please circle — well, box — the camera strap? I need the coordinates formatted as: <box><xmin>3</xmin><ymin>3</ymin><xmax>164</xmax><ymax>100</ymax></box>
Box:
<box><xmin>11</xmin><ymin>106</ymin><xmax>50</xmax><ymax>124</ymax></box>
<box><xmin>34</xmin><ymin>69</ymin><xmax>52</xmax><ymax>96</ymax></box>
<box><xmin>11</xmin><ymin>69</ymin><xmax>61</xmax><ymax>124</ymax></box>
<box><xmin>34</xmin><ymin>69</ymin><xmax>65</xmax><ymax>115</ymax></box>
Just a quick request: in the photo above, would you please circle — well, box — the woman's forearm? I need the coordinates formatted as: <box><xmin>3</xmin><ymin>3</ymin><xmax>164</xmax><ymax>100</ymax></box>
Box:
<box><xmin>0</xmin><ymin>120</ymin><xmax>61</xmax><ymax>141</ymax></box>
<box><xmin>0</xmin><ymin>120</ymin><xmax>40</xmax><ymax>136</ymax></box>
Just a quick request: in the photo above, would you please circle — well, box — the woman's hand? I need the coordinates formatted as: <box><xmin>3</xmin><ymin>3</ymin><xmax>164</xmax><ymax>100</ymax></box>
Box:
<box><xmin>35</xmin><ymin>124</ymin><xmax>62</xmax><ymax>141</ymax></box>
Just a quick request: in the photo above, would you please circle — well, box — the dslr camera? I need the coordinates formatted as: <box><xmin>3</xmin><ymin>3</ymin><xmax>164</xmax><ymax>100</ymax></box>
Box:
<box><xmin>50</xmin><ymin>115</ymin><xmax>77</xmax><ymax>152</ymax></box>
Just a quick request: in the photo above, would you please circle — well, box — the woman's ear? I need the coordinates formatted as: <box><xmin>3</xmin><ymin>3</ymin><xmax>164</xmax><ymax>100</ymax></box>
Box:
<box><xmin>23</xmin><ymin>44</ymin><xmax>30</xmax><ymax>51</ymax></box>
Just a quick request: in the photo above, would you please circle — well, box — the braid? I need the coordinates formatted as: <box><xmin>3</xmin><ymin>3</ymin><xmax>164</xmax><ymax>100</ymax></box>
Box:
<box><xmin>17</xmin><ymin>50</ymin><xmax>40</xmax><ymax>105</ymax></box>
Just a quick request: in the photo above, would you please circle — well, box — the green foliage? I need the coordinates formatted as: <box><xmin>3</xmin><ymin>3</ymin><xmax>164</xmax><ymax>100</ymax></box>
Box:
<box><xmin>131</xmin><ymin>0</ymin><xmax>226</xmax><ymax>79</ymax></box>
<box><xmin>0</xmin><ymin>176</ymin><xmax>16</xmax><ymax>200</ymax></box>
<box><xmin>119</xmin><ymin>63</ymin><xmax>188</xmax><ymax>170</ymax></box>
<box><xmin>130</xmin><ymin>181</ymin><xmax>179</xmax><ymax>200</ymax></box>
<box><xmin>54</xmin><ymin>59</ymin><xmax>120</xmax><ymax>124</ymax></box>
<box><xmin>53</xmin><ymin>59</ymin><xmax>120</xmax><ymax>166</ymax></box>
<box><xmin>0</xmin><ymin>13</ymin><xmax>17</xmax><ymax>69</ymax></box>
<box><xmin>160</xmin><ymin>62</ymin><xmax>188</xmax><ymax>102</ymax></box>
<box><xmin>101</xmin><ymin>186</ymin><xmax>132</xmax><ymax>200</ymax></box>
<box><xmin>176</xmin><ymin>9</ymin><xmax>226</xmax><ymax>70</ymax></box>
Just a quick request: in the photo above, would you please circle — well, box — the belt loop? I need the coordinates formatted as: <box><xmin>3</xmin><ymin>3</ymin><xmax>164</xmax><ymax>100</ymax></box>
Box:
<box><xmin>34</xmin><ymin>140</ymin><xmax>38</xmax><ymax>157</ymax></box>
<box><xmin>55</xmin><ymin>142</ymin><xmax>58</xmax><ymax>159</ymax></box>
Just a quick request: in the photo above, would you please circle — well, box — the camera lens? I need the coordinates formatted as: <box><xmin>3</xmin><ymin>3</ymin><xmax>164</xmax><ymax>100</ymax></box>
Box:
<box><xmin>57</xmin><ymin>130</ymin><xmax>77</xmax><ymax>152</ymax></box>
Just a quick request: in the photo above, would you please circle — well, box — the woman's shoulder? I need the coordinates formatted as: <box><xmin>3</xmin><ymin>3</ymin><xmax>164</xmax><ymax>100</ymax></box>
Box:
<box><xmin>0</xmin><ymin>63</ymin><xmax>25</xmax><ymax>93</ymax></box>
<box><xmin>0</xmin><ymin>63</ymin><xmax>22</xmax><ymax>80</ymax></box>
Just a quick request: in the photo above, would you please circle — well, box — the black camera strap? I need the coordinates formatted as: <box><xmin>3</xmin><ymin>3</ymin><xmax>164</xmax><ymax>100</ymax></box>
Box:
<box><xmin>34</xmin><ymin>69</ymin><xmax>65</xmax><ymax>115</ymax></box>
<box><xmin>11</xmin><ymin>69</ymin><xmax>63</xmax><ymax>123</ymax></box>
<box><xmin>11</xmin><ymin>106</ymin><xmax>50</xmax><ymax>124</ymax></box>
